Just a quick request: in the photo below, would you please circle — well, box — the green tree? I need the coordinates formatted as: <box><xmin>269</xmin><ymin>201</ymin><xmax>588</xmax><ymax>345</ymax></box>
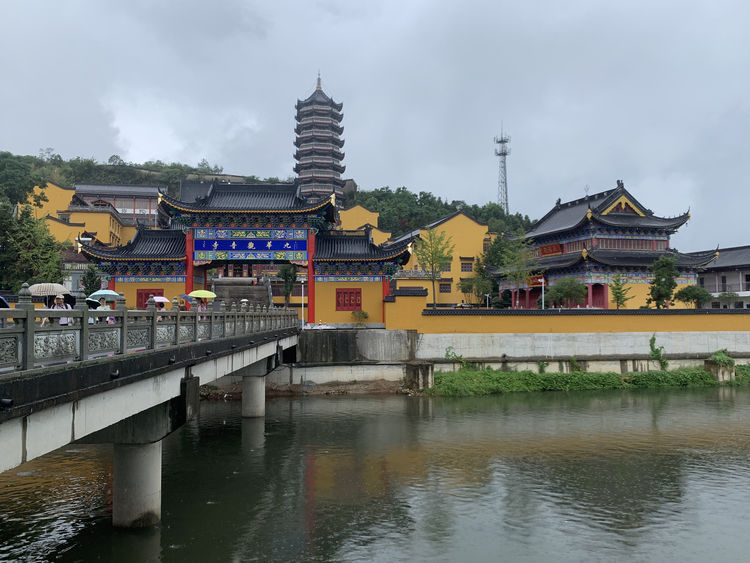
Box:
<box><xmin>0</xmin><ymin>151</ymin><xmax>48</xmax><ymax>206</ymax></box>
<box><xmin>277</xmin><ymin>263</ymin><xmax>298</xmax><ymax>307</ymax></box>
<box><xmin>609</xmin><ymin>274</ymin><xmax>634</xmax><ymax>309</ymax></box>
<box><xmin>457</xmin><ymin>257</ymin><xmax>494</xmax><ymax>305</ymax></box>
<box><xmin>413</xmin><ymin>228</ymin><xmax>454</xmax><ymax>309</ymax></box>
<box><xmin>718</xmin><ymin>291</ymin><xmax>740</xmax><ymax>307</ymax></box>
<box><xmin>673</xmin><ymin>285</ymin><xmax>712</xmax><ymax>308</ymax></box>
<box><xmin>81</xmin><ymin>264</ymin><xmax>103</xmax><ymax>296</ymax></box>
<box><xmin>0</xmin><ymin>204</ymin><xmax>62</xmax><ymax>291</ymax></box>
<box><xmin>547</xmin><ymin>277</ymin><xmax>587</xmax><ymax>308</ymax></box>
<box><xmin>648</xmin><ymin>256</ymin><xmax>678</xmax><ymax>309</ymax></box>
<box><xmin>487</xmin><ymin>229</ymin><xmax>536</xmax><ymax>308</ymax></box>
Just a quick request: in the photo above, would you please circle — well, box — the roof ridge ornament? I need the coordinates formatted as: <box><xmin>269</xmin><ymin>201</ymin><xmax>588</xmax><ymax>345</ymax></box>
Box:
<box><xmin>316</xmin><ymin>71</ymin><xmax>322</xmax><ymax>91</ymax></box>
<box><xmin>617</xmin><ymin>179</ymin><xmax>624</xmax><ymax>190</ymax></box>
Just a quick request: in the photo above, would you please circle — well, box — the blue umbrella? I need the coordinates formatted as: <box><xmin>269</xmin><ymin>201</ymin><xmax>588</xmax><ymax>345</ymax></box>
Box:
<box><xmin>88</xmin><ymin>289</ymin><xmax>120</xmax><ymax>300</ymax></box>
<box><xmin>0</xmin><ymin>295</ymin><xmax>9</xmax><ymax>308</ymax></box>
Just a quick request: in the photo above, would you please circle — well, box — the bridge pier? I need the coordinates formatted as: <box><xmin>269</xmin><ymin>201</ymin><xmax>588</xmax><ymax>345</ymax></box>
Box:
<box><xmin>113</xmin><ymin>442</ymin><xmax>162</xmax><ymax>527</ymax></box>
<box><xmin>242</xmin><ymin>359</ymin><xmax>268</xmax><ymax>418</ymax></box>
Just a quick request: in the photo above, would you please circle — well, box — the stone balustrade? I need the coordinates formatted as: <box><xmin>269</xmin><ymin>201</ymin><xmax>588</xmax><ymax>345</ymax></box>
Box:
<box><xmin>0</xmin><ymin>284</ymin><xmax>299</xmax><ymax>372</ymax></box>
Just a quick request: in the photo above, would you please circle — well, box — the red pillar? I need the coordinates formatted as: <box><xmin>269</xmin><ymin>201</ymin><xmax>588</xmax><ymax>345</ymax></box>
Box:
<box><xmin>185</xmin><ymin>228</ymin><xmax>194</xmax><ymax>295</ymax></box>
<box><xmin>586</xmin><ymin>283</ymin><xmax>593</xmax><ymax>308</ymax></box>
<box><xmin>307</xmin><ymin>230</ymin><xmax>316</xmax><ymax>323</ymax></box>
<box><xmin>108</xmin><ymin>278</ymin><xmax>116</xmax><ymax>291</ymax></box>
<box><xmin>524</xmin><ymin>289</ymin><xmax>530</xmax><ymax>309</ymax></box>
<box><xmin>382</xmin><ymin>276</ymin><xmax>390</xmax><ymax>324</ymax></box>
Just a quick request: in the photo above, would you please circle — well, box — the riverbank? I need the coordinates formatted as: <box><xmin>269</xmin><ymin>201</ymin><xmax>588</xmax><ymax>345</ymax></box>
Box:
<box><xmin>427</xmin><ymin>365</ymin><xmax>750</xmax><ymax>397</ymax></box>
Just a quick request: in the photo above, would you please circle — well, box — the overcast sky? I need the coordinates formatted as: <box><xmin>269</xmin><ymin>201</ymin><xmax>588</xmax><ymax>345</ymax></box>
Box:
<box><xmin>2</xmin><ymin>0</ymin><xmax>748</xmax><ymax>252</ymax></box>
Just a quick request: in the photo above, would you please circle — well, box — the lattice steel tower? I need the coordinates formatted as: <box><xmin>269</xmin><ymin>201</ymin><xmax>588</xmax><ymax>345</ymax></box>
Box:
<box><xmin>494</xmin><ymin>131</ymin><xmax>510</xmax><ymax>213</ymax></box>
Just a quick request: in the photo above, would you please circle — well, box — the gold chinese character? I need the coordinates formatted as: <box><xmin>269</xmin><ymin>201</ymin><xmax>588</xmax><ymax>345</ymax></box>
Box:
<box><xmin>266</xmin><ymin>241</ymin><xmax>272</xmax><ymax>249</ymax></box>
<box><xmin>248</xmin><ymin>241</ymin><xmax>255</xmax><ymax>249</ymax></box>
<box><xmin>284</xmin><ymin>242</ymin><xmax>291</xmax><ymax>249</ymax></box>
<box><xmin>213</xmin><ymin>241</ymin><xmax>218</xmax><ymax>250</ymax></box>
<box><xmin>231</xmin><ymin>241</ymin><xmax>237</xmax><ymax>249</ymax></box>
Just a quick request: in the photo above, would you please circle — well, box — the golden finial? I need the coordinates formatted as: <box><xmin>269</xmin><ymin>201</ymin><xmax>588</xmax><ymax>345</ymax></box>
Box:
<box><xmin>582</xmin><ymin>248</ymin><xmax>588</xmax><ymax>259</ymax></box>
<box><xmin>316</xmin><ymin>72</ymin><xmax>322</xmax><ymax>91</ymax></box>
<box><xmin>586</xmin><ymin>208</ymin><xmax>592</xmax><ymax>220</ymax></box>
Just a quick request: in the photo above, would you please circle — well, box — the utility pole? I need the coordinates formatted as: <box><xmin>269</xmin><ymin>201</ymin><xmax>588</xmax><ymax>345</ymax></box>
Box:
<box><xmin>494</xmin><ymin>129</ymin><xmax>511</xmax><ymax>214</ymax></box>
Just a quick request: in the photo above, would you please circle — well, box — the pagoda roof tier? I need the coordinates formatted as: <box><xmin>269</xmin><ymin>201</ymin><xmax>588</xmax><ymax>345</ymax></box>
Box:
<box><xmin>296</xmin><ymin>106</ymin><xmax>343</xmax><ymax>121</ymax></box>
<box><xmin>295</xmin><ymin>122</ymin><xmax>344</xmax><ymax>135</ymax></box>
<box><xmin>527</xmin><ymin>181</ymin><xmax>690</xmax><ymax>239</ymax></box>
<box><xmin>294</xmin><ymin>147</ymin><xmax>345</xmax><ymax>160</ymax></box>
<box><xmin>295</xmin><ymin>87</ymin><xmax>343</xmax><ymax>112</ymax></box>
<box><xmin>531</xmin><ymin>248</ymin><xmax>717</xmax><ymax>272</ymax></box>
<box><xmin>294</xmin><ymin>134</ymin><xmax>345</xmax><ymax>148</ymax></box>
<box><xmin>687</xmin><ymin>245</ymin><xmax>744</xmax><ymax>270</ymax></box>
<box><xmin>160</xmin><ymin>182</ymin><xmax>336</xmax><ymax>217</ymax></box>
<box><xmin>298</xmin><ymin>177</ymin><xmax>346</xmax><ymax>189</ymax></box>
<box><xmin>294</xmin><ymin>162</ymin><xmax>346</xmax><ymax>174</ymax></box>
<box><xmin>80</xmin><ymin>228</ymin><xmax>186</xmax><ymax>262</ymax></box>
<box><xmin>314</xmin><ymin>230</ymin><xmax>412</xmax><ymax>262</ymax></box>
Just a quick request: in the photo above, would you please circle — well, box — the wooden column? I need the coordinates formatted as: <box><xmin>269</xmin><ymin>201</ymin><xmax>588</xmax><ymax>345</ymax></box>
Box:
<box><xmin>307</xmin><ymin>229</ymin><xmax>316</xmax><ymax>323</ymax></box>
<box><xmin>185</xmin><ymin>228</ymin><xmax>194</xmax><ymax>295</ymax></box>
<box><xmin>382</xmin><ymin>275</ymin><xmax>390</xmax><ymax>324</ymax></box>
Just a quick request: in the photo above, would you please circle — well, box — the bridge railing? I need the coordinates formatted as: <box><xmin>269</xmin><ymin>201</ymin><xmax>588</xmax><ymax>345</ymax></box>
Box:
<box><xmin>0</xmin><ymin>284</ymin><xmax>298</xmax><ymax>372</ymax></box>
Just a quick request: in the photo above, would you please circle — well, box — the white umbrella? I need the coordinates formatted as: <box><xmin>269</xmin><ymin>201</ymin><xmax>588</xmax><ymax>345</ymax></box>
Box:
<box><xmin>153</xmin><ymin>296</ymin><xmax>170</xmax><ymax>303</ymax></box>
<box><xmin>28</xmin><ymin>283</ymin><xmax>70</xmax><ymax>296</ymax></box>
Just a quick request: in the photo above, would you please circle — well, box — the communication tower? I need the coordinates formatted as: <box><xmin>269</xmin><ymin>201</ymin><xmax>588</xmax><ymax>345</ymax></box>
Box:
<box><xmin>494</xmin><ymin>131</ymin><xmax>511</xmax><ymax>213</ymax></box>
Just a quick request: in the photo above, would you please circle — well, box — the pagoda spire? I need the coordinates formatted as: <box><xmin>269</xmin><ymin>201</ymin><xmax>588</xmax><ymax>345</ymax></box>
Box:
<box><xmin>316</xmin><ymin>71</ymin><xmax>322</xmax><ymax>90</ymax></box>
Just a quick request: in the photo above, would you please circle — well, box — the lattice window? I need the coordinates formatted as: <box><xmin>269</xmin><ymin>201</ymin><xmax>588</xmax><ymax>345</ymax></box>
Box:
<box><xmin>439</xmin><ymin>283</ymin><xmax>452</xmax><ymax>293</ymax></box>
<box><xmin>336</xmin><ymin>288</ymin><xmax>361</xmax><ymax>311</ymax></box>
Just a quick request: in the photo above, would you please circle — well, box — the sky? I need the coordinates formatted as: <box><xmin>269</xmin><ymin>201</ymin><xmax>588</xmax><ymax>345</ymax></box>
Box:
<box><xmin>1</xmin><ymin>0</ymin><xmax>748</xmax><ymax>252</ymax></box>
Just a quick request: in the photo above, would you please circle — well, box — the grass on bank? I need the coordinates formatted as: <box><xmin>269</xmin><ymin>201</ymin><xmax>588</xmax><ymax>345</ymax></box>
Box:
<box><xmin>426</xmin><ymin>364</ymin><xmax>750</xmax><ymax>397</ymax></box>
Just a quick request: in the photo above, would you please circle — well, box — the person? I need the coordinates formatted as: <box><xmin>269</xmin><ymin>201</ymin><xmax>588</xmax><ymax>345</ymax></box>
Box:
<box><xmin>41</xmin><ymin>294</ymin><xmax>72</xmax><ymax>327</ymax></box>
<box><xmin>156</xmin><ymin>301</ymin><xmax>165</xmax><ymax>322</ymax></box>
<box><xmin>197</xmin><ymin>298</ymin><xmax>208</xmax><ymax>320</ymax></box>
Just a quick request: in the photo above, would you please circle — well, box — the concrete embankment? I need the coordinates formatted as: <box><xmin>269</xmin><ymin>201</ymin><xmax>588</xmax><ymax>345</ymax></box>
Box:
<box><xmin>291</xmin><ymin>328</ymin><xmax>750</xmax><ymax>385</ymax></box>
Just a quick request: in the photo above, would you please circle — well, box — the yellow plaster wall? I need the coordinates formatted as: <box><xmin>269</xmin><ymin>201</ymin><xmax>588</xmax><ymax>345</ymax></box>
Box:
<box><xmin>69</xmin><ymin>211</ymin><xmax>123</xmax><ymax>246</ymax></box>
<box><xmin>370</xmin><ymin>227</ymin><xmax>391</xmax><ymax>246</ymax></box>
<box><xmin>339</xmin><ymin>205</ymin><xmax>379</xmax><ymax>230</ymax></box>
<box><xmin>313</xmin><ymin>281</ymin><xmax>384</xmax><ymax>324</ymax></box>
<box><xmin>402</xmin><ymin>213</ymin><xmax>489</xmax><ymax>306</ymax></box>
<box><xmin>607</xmin><ymin>281</ymin><xmax>696</xmax><ymax>310</ymax></box>
<box><xmin>30</xmin><ymin>182</ymin><xmax>74</xmax><ymax>219</ymax></box>
<box><xmin>46</xmin><ymin>218</ymin><xmax>85</xmax><ymax>244</ymax></box>
<box><xmin>384</xmin><ymin>296</ymin><xmax>750</xmax><ymax>333</ymax></box>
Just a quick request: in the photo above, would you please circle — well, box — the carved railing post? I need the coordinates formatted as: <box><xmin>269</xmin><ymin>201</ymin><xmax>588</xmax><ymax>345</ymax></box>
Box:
<box><xmin>17</xmin><ymin>283</ymin><xmax>35</xmax><ymax>370</ymax></box>
<box><xmin>146</xmin><ymin>295</ymin><xmax>157</xmax><ymax>350</ymax></box>
<box><xmin>172</xmin><ymin>297</ymin><xmax>181</xmax><ymax>345</ymax></box>
<box><xmin>207</xmin><ymin>299</ymin><xmax>215</xmax><ymax>340</ymax></box>
<box><xmin>230</xmin><ymin>301</ymin><xmax>238</xmax><ymax>336</ymax></box>
<box><xmin>117</xmin><ymin>293</ymin><xmax>128</xmax><ymax>354</ymax></box>
<box><xmin>76</xmin><ymin>292</ymin><xmax>90</xmax><ymax>361</ymax></box>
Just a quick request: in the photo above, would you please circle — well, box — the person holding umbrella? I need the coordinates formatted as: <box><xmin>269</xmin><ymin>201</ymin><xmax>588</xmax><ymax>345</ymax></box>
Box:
<box><xmin>41</xmin><ymin>294</ymin><xmax>72</xmax><ymax>327</ymax></box>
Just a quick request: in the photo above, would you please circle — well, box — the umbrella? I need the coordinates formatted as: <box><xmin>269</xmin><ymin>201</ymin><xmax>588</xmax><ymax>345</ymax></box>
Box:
<box><xmin>188</xmin><ymin>290</ymin><xmax>216</xmax><ymax>299</ymax></box>
<box><xmin>153</xmin><ymin>296</ymin><xmax>171</xmax><ymax>303</ymax></box>
<box><xmin>88</xmin><ymin>289</ymin><xmax>120</xmax><ymax>300</ymax></box>
<box><xmin>177</xmin><ymin>294</ymin><xmax>195</xmax><ymax>302</ymax></box>
<box><xmin>86</xmin><ymin>298</ymin><xmax>100</xmax><ymax>308</ymax></box>
<box><xmin>0</xmin><ymin>295</ymin><xmax>9</xmax><ymax>308</ymax></box>
<box><xmin>28</xmin><ymin>283</ymin><xmax>70</xmax><ymax>296</ymax></box>
<box><xmin>45</xmin><ymin>294</ymin><xmax>76</xmax><ymax>308</ymax></box>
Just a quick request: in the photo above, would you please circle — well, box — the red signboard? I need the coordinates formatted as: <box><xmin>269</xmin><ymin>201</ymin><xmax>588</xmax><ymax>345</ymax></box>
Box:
<box><xmin>526</xmin><ymin>276</ymin><xmax>545</xmax><ymax>287</ymax></box>
<box><xmin>539</xmin><ymin>243</ymin><xmax>562</xmax><ymax>256</ymax></box>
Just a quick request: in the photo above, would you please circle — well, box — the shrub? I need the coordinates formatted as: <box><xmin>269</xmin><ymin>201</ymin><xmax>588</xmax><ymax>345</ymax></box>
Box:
<box><xmin>708</xmin><ymin>349</ymin><xmax>735</xmax><ymax>367</ymax></box>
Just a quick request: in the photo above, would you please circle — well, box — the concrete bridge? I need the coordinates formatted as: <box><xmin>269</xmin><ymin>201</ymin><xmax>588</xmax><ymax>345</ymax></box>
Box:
<box><xmin>0</xmin><ymin>284</ymin><xmax>299</xmax><ymax>527</ymax></box>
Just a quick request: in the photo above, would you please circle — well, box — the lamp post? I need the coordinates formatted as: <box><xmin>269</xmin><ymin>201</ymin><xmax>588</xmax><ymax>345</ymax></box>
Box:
<box><xmin>484</xmin><ymin>293</ymin><xmax>490</xmax><ymax>309</ymax></box>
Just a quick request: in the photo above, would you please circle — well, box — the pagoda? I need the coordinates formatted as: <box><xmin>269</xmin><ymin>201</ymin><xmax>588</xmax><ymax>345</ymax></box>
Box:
<box><xmin>294</xmin><ymin>75</ymin><xmax>346</xmax><ymax>205</ymax></box>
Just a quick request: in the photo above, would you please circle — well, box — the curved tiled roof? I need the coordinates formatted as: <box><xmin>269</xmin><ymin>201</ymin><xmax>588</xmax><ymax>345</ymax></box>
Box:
<box><xmin>160</xmin><ymin>182</ymin><xmax>335</xmax><ymax>216</ymax></box>
<box><xmin>527</xmin><ymin>183</ymin><xmax>689</xmax><ymax>239</ymax></box>
<box><xmin>688</xmin><ymin>245</ymin><xmax>745</xmax><ymax>270</ymax></box>
<box><xmin>315</xmin><ymin>230</ymin><xmax>411</xmax><ymax>262</ymax></box>
<box><xmin>79</xmin><ymin>228</ymin><xmax>185</xmax><ymax>261</ymax></box>
<box><xmin>295</xmin><ymin>87</ymin><xmax>343</xmax><ymax>111</ymax></box>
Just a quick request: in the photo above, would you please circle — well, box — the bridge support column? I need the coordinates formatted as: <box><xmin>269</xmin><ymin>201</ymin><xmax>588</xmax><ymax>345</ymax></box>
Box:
<box><xmin>113</xmin><ymin>441</ymin><xmax>162</xmax><ymax>527</ymax></box>
<box><xmin>242</xmin><ymin>359</ymin><xmax>267</xmax><ymax>418</ymax></box>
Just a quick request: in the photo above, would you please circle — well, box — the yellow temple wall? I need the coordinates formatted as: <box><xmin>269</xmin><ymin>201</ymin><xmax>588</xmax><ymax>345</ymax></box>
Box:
<box><xmin>313</xmin><ymin>281</ymin><xmax>384</xmax><ymax>324</ymax></box>
<box><xmin>607</xmin><ymin>281</ymin><xmax>695</xmax><ymax>310</ymax></box>
<box><xmin>111</xmin><ymin>281</ymin><xmax>187</xmax><ymax>309</ymax></box>
<box><xmin>339</xmin><ymin>205</ymin><xmax>379</xmax><ymax>230</ymax></box>
<box><xmin>46</xmin><ymin>218</ymin><xmax>86</xmax><ymax>244</ymax></box>
<box><xmin>30</xmin><ymin>182</ymin><xmax>73</xmax><ymax>219</ymax></box>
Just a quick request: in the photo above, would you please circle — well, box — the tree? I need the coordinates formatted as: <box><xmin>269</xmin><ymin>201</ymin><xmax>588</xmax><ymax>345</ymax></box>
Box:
<box><xmin>457</xmin><ymin>257</ymin><xmax>494</xmax><ymax>305</ymax></box>
<box><xmin>648</xmin><ymin>256</ymin><xmax>678</xmax><ymax>309</ymax></box>
<box><xmin>277</xmin><ymin>264</ymin><xmax>298</xmax><ymax>307</ymax></box>
<box><xmin>0</xmin><ymin>204</ymin><xmax>62</xmax><ymax>291</ymax></box>
<box><xmin>487</xmin><ymin>228</ymin><xmax>536</xmax><ymax>308</ymax></box>
<box><xmin>609</xmin><ymin>274</ymin><xmax>634</xmax><ymax>309</ymax></box>
<box><xmin>413</xmin><ymin>228</ymin><xmax>454</xmax><ymax>309</ymax></box>
<box><xmin>718</xmin><ymin>291</ymin><xmax>740</xmax><ymax>307</ymax></box>
<box><xmin>547</xmin><ymin>277</ymin><xmax>587</xmax><ymax>308</ymax></box>
<box><xmin>81</xmin><ymin>264</ymin><xmax>103</xmax><ymax>295</ymax></box>
<box><xmin>0</xmin><ymin>151</ymin><xmax>47</xmax><ymax>205</ymax></box>
<box><xmin>674</xmin><ymin>285</ymin><xmax>712</xmax><ymax>309</ymax></box>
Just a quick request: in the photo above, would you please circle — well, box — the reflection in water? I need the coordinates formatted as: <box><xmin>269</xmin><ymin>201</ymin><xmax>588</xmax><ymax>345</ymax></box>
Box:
<box><xmin>2</xmin><ymin>387</ymin><xmax>750</xmax><ymax>561</ymax></box>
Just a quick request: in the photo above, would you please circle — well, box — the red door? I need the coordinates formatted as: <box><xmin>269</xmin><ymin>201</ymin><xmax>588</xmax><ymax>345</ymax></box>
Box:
<box><xmin>137</xmin><ymin>289</ymin><xmax>164</xmax><ymax>309</ymax></box>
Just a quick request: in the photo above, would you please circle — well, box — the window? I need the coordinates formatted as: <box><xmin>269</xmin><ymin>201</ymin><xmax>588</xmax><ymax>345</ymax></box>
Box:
<box><xmin>698</xmin><ymin>277</ymin><xmax>704</xmax><ymax>287</ymax></box>
<box><xmin>336</xmin><ymin>288</ymin><xmax>361</xmax><ymax>311</ymax></box>
<box><xmin>721</xmin><ymin>276</ymin><xmax>727</xmax><ymax>292</ymax></box>
<box><xmin>711</xmin><ymin>302</ymin><xmax>720</xmax><ymax>309</ymax></box>
<box><xmin>441</xmin><ymin>263</ymin><xmax>452</xmax><ymax>272</ymax></box>
<box><xmin>735</xmin><ymin>302</ymin><xmax>745</xmax><ymax>309</ymax></box>
<box><xmin>137</xmin><ymin>289</ymin><xmax>164</xmax><ymax>310</ymax></box>
<box><xmin>461</xmin><ymin>262</ymin><xmax>473</xmax><ymax>272</ymax></box>
<box><xmin>439</xmin><ymin>283</ymin><xmax>452</xmax><ymax>293</ymax></box>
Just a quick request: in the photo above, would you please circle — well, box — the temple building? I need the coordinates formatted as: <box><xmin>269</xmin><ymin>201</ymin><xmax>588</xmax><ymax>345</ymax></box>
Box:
<box><xmin>294</xmin><ymin>76</ymin><xmax>346</xmax><ymax>205</ymax></box>
<box><xmin>80</xmin><ymin>180</ymin><xmax>411</xmax><ymax>324</ymax></box>
<box><xmin>498</xmin><ymin>181</ymin><xmax>716</xmax><ymax>308</ymax></box>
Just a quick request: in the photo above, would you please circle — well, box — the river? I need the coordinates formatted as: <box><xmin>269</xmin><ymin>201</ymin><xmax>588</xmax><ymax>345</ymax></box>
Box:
<box><xmin>3</xmin><ymin>386</ymin><xmax>750</xmax><ymax>562</ymax></box>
